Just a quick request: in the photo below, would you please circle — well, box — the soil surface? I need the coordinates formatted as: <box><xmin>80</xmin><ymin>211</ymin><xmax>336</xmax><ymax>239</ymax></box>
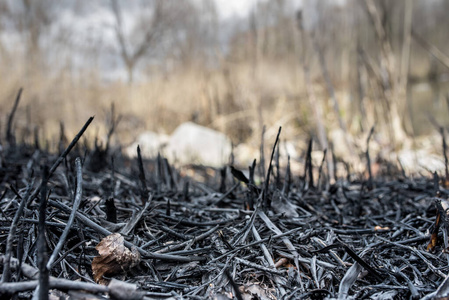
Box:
<box><xmin>0</xmin><ymin>130</ymin><xmax>448</xmax><ymax>300</ymax></box>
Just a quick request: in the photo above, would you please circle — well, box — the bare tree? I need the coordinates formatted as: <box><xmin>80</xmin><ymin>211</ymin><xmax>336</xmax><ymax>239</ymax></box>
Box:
<box><xmin>362</xmin><ymin>0</ymin><xmax>408</xmax><ymax>145</ymax></box>
<box><xmin>296</xmin><ymin>10</ymin><xmax>335</xmax><ymax>184</ymax></box>
<box><xmin>110</xmin><ymin>0</ymin><xmax>183</xmax><ymax>83</ymax></box>
<box><xmin>0</xmin><ymin>0</ymin><xmax>59</xmax><ymax>78</ymax></box>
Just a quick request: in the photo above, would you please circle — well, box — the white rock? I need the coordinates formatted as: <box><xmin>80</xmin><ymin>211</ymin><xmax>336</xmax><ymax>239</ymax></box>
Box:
<box><xmin>165</xmin><ymin>122</ymin><xmax>232</xmax><ymax>167</ymax></box>
<box><xmin>397</xmin><ymin>149</ymin><xmax>445</xmax><ymax>174</ymax></box>
<box><xmin>126</xmin><ymin>131</ymin><xmax>169</xmax><ymax>158</ymax></box>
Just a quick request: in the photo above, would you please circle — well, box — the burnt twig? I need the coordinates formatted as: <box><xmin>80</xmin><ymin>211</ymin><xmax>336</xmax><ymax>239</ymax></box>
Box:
<box><xmin>259</xmin><ymin>125</ymin><xmax>266</xmax><ymax>179</ymax></box>
<box><xmin>317</xmin><ymin>149</ymin><xmax>327</xmax><ymax>192</ymax></box>
<box><xmin>366</xmin><ymin>126</ymin><xmax>375</xmax><ymax>189</ymax></box>
<box><xmin>310</xmin><ymin>242</ymin><xmax>382</xmax><ymax>282</ymax></box>
<box><xmin>6</xmin><ymin>88</ymin><xmax>23</xmax><ymax>147</ymax></box>
<box><xmin>305</xmin><ymin>137</ymin><xmax>314</xmax><ymax>190</ymax></box>
<box><xmin>262</xmin><ymin>126</ymin><xmax>282</xmax><ymax>208</ymax></box>
<box><xmin>1</xmin><ymin>180</ymin><xmax>34</xmax><ymax>283</ymax></box>
<box><xmin>47</xmin><ymin>158</ymin><xmax>83</xmax><ymax>269</ymax></box>
<box><xmin>441</xmin><ymin>128</ymin><xmax>449</xmax><ymax>183</ymax></box>
<box><xmin>36</xmin><ymin>166</ymin><xmax>49</xmax><ymax>300</ymax></box>
<box><xmin>137</xmin><ymin>145</ymin><xmax>149</xmax><ymax>204</ymax></box>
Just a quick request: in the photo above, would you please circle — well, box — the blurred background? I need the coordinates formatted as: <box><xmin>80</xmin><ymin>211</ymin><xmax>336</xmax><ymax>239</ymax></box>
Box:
<box><xmin>0</xmin><ymin>0</ymin><xmax>448</xmax><ymax>171</ymax></box>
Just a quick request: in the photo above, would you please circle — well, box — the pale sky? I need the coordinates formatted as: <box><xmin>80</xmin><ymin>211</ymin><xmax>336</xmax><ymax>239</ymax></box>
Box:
<box><xmin>215</xmin><ymin>0</ymin><xmax>258</xmax><ymax>19</ymax></box>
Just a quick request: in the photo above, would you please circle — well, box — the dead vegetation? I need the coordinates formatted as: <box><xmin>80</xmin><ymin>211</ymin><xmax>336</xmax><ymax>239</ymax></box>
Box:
<box><xmin>2</xmin><ymin>2</ymin><xmax>449</xmax><ymax>298</ymax></box>
<box><xmin>0</xmin><ymin>1</ymin><xmax>449</xmax><ymax>151</ymax></box>
<box><xmin>1</xmin><ymin>90</ymin><xmax>449</xmax><ymax>299</ymax></box>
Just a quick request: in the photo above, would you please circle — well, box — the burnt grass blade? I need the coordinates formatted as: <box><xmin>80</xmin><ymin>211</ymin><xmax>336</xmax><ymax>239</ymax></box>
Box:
<box><xmin>310</xmin><ymin>241</ymin><xmax>383</xmax><ymax>282</ymax></box>
<box><xmin>1</xmin><ymin>121</ymin><xmax>449</xmax><ymax>299</ymax></box>
<box><xmin>6</xmin><ymin>88</ymin><xmax>23</xmax><ymax>147</ymax></box>
<box><xmin>36</xmin><ymin>166</ymin><xmax>49</xmax><ymax>300</ymax></box>
<box><xmin>262</xmin><ymin>126</ymin><xmax>282</xmax><ymax>209</ymax></box>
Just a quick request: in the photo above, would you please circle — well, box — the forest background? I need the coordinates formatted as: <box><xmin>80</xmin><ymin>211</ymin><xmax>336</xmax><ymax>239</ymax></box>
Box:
<box><xmin>0</xmin><ymin>0</ymin><xmax>448</xmax><ymax>172</ymax></box>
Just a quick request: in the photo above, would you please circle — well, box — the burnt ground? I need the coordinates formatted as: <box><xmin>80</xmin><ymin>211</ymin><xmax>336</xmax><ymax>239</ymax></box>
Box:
<box><xmin>1</xmin><ymin>118</ymin><xmax>449</xmax><ymax>300</ymax></box>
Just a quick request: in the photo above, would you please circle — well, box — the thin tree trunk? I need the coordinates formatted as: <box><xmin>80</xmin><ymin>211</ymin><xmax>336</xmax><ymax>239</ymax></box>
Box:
<box><xmin>400</xmin><ymin>0</ymin><xmax>414</xmax><ymax>135</ymax></box>
<box><xmin>364</xmin><ymin>0</ymin><xmax>407</xmax><ymax>146</ymax></box>
<box><xmin>126</xmin><ymin>62</ymin><xmax>134</xmax><ymax>84</ymax></box>
<box><xmin>312</xmin><ymin>36</ymin><xmax>356</xmax><ymax>162</ymax></box>
<box><xmin>296</xmin><ymin>11</ymin><xmax>334</xmax><ymax>184</ymax></box>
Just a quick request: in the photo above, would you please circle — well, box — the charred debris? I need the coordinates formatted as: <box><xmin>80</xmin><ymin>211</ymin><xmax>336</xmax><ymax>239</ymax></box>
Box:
<box><xmin>1</xmin><ymin>89</ymin><xmax>449</xmax><ymax>299</ymax></box>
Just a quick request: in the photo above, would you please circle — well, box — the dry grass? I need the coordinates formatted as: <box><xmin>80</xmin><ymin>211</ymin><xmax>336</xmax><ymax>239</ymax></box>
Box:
<box><xmin>1</xmin><ymin>52</ymin><xmax>443</xmax><ymax>176</ymax></box>
<box><xmin>0</xmin><ymin>59</ymin><xmax>321</xmax><ymax>151</ymax></box>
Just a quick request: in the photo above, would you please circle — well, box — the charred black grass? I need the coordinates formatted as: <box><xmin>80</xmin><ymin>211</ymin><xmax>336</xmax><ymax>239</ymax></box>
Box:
<box><xmin>1</xmin><ymin>102</ymin><xmax>449</xmax><ymax>298</ymax></box>
<box><xmin>310</xmin><ymin>241</ymin><xmax>383</xmax><ymax>282</ymax></box>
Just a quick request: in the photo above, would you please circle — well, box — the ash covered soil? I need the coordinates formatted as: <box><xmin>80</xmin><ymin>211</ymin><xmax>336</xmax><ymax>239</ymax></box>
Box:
<box><xmin>1</xmin><ymin>120</ymin><xmax>449</xmax><ymax>300</ymax></box>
